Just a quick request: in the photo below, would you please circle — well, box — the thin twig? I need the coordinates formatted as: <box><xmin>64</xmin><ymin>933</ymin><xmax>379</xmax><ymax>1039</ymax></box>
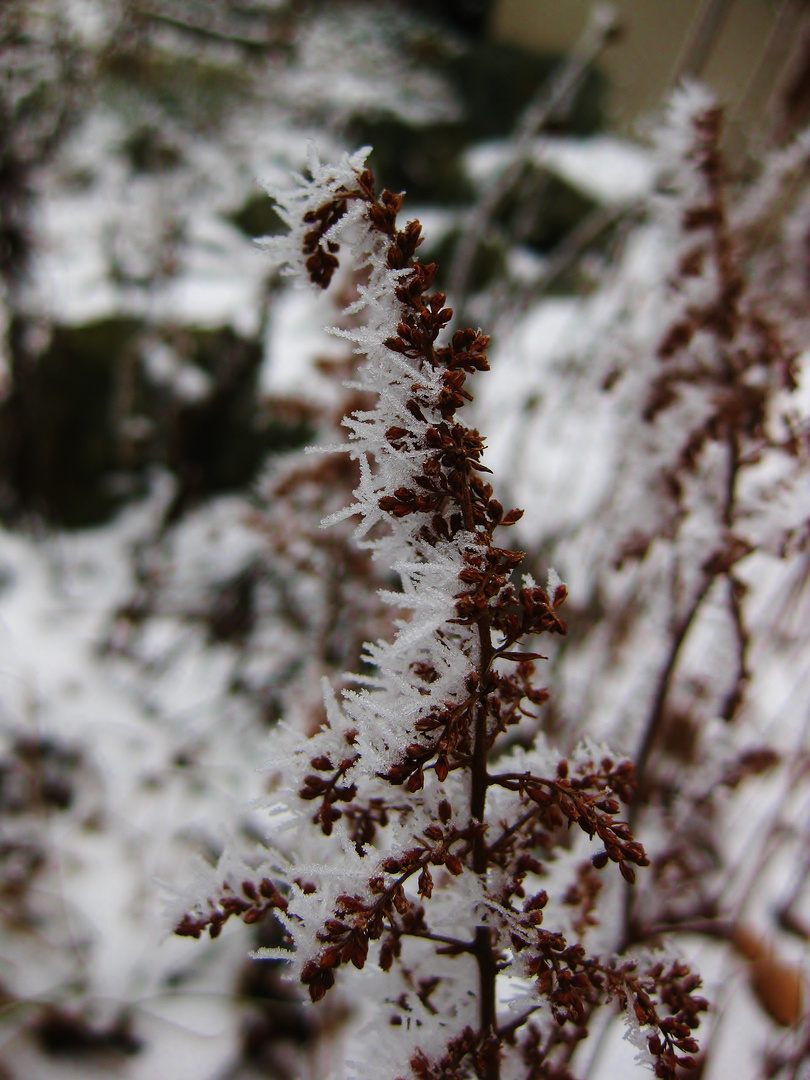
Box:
<box><xmin>448</xmin><ymin>5</ymin><xmax>620</xmax><ymax>312</ymax></box>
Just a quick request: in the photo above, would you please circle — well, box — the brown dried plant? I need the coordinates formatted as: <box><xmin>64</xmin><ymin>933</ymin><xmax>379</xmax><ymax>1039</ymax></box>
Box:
<box><xmin>175</xmin><ymin>152</ymin><xmax>708</xmax><ymax>1080</ymax></box>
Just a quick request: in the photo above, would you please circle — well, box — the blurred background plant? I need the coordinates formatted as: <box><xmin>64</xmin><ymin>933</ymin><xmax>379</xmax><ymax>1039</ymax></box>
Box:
<box><xmin>0</xmin><ymin>1</ymin><xmax>807</xmax><ymax>1078</ymax></box>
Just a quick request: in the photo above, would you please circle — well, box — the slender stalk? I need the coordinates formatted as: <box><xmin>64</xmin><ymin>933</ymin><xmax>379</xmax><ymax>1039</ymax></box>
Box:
<box><xmin>629</xmin><ymin>571</ymin><xmax>715</xmax><ymax>816</ymax></box>
<box><xmin>448</xmin><ymin>5</ymin><xmax>619</xmax><ymax>311</ymax></box>
<box><xmin>473</xmin><ymin>924</ymin><xmax>499</xmax><ymax>1079</ymax></box>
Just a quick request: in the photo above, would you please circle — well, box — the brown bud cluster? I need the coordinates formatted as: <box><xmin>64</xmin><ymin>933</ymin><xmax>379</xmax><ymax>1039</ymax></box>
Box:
<box><xmin>177</xmin><ymin>158</ymin><xmax>709</xmax><ymax>1079</ymax></box>
<box><xmin>175</xmin><ymin>877</ymin><xmax>288</xmax><ymax>940</ymax></box>
<box><xmin>299</xmin><ymin>822</ymin><xmax>479</xmax><ymax>1003</ymax></box>
<box><xmin>298</xmin><ymin>752</ymin><xmax>360</xmax><ymax>836</ymax></box>
<box><xmin>301</xmin><ymin>196</ymin><xmax>349</xmax><ymax>289</ymax></box>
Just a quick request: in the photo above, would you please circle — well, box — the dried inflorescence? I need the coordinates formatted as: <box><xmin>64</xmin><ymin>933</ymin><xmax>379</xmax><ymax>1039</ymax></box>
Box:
<box><xmin>475</xmin><ymin>85</ymin><xmax>809</xmax><ymax>1073</ymax></box>
<box><xmin>602</xmin><ymin>95</ymin><xmax>810</xmax><ymax>963</ymax></box>
<box><xmin>175</xmin><ymin>877</ymin><xmax>288</xmax><ymax>940</ymax></box>
<box><xmin>177</xmin><ymin>150</ymin><xmax>706</xmax><ymax>1079</ymax></box>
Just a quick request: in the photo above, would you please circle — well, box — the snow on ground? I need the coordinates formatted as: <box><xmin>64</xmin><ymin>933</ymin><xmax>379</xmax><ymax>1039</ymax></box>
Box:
<box><xmin>464</xmin><ymin>134</ymin><xmax>657</xmax><ymax>205</ymax></box>
<box><xmin>0</xmin><ymin>485</ymin><xmax>274</xmax><ymax>1076</ymax></box>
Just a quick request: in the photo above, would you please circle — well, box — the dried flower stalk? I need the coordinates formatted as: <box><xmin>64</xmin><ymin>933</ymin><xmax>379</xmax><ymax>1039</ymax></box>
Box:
<box><xmin>176</xmin><ymin>148</ymin><xmax>706</xmax><ymax>1080</ymax></box>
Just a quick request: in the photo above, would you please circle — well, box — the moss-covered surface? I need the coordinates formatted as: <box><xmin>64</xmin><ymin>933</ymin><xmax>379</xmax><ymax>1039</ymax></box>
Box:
<box><xmin>346</xmin><ymin>40</ymin><xmax>605</xmax><ymax>208</ymax></box>
<box><xmin>101</xmin><ymin>49</ymin><xmax>255</xmax><ymax>133</ymax></box>
<box><xmin>445</xmin><ymin>41</ymin><xmax>605</xmax><ymax>139</ymax></box>
<box><xmin>123</xmin><ymin>125</ymin><xmax>184</xmax><ymax>173</ymax></box>
<box><xmin>0</xmin><ymin>318</ymin><xmax>145</xmax><ymax>527</ymax></box>
<box><xmin>161</xmin><ymin>325</ymin><xmax>313</xmax><ymax>517</ymax></box>
<box><xmin>228</xmin><ymin>194</ymin><xmax>285</xmax><ymax>240</ymax></box>
<box><xmin>0</xmin><ymin>320</ymin><xmax>313</xmax><ymax>529</ymax></box>
<box><xmin>494</xmin><ymin>166</ymin><xmax>599</xmax><ymax>253</ymax></box>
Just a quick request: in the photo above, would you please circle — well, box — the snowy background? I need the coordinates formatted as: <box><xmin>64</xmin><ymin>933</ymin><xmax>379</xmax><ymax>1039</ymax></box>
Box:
<box><xmin>1</xmin><ymin>2</ymin><xmax>808</xmax><ymax>1078</ymax></box>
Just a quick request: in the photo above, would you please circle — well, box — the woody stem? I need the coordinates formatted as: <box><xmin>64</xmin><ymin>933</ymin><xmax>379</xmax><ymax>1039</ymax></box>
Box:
<box><xmin>456</xmin><ymin>456</ymin><xmax>500</xmax><ymax>1077</ymax></box>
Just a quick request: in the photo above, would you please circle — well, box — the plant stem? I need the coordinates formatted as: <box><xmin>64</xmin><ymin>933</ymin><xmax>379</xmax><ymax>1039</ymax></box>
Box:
<box><xmin>473</xmin><ymin>925</ymin><xmax>499</xmax><ymax>1080</ymax></box>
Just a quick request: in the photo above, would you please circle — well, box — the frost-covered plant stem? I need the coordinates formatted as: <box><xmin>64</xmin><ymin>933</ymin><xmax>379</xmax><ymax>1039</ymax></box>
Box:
<box><xmin>176</xmin><ymin>148</ymin><xmax>706</xmax><ymax>1080</ymax></box>
<box><xmin>615</xmin><ymin>98</ymin><xmax>803</xmax><ymax>951</ymax></box>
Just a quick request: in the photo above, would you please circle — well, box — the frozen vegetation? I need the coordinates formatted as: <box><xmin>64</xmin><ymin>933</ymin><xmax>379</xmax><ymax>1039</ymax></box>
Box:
<box><xmin>0</xmin><ymin>3</ymin><xmax>808</xmax><ymax>1079</ymax></box>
